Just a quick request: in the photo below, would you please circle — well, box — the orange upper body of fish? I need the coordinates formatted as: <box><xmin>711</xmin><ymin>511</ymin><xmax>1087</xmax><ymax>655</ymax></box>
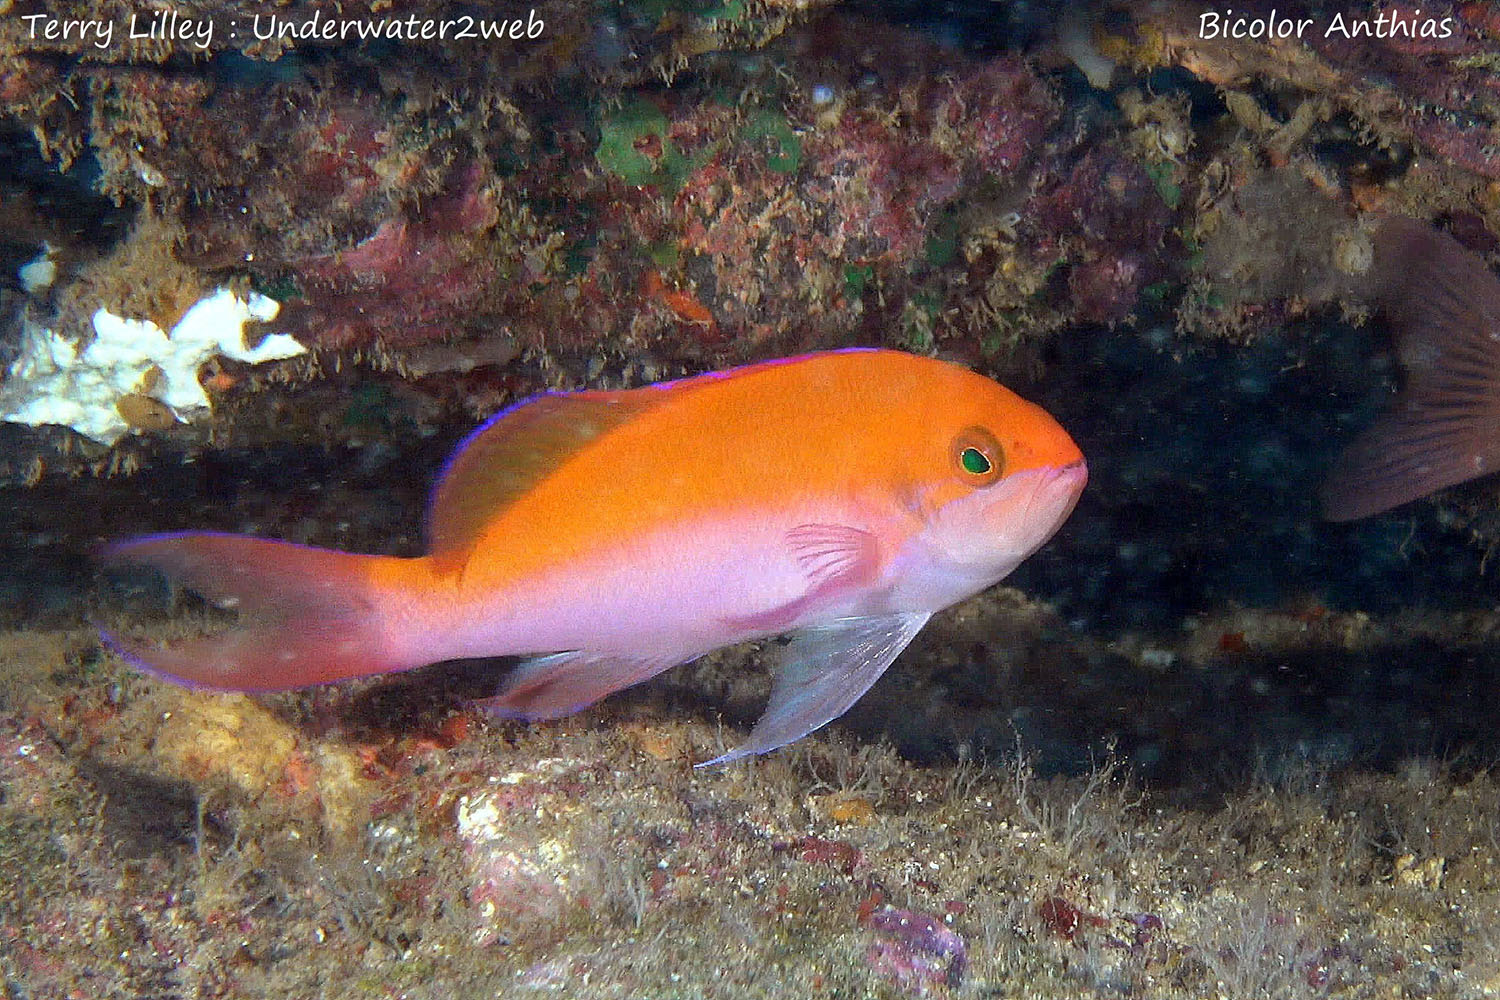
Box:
<box><xmin>104</xmin><ymin>348</ymin><xmax>1086</xmax><ymax>764</ymax></box>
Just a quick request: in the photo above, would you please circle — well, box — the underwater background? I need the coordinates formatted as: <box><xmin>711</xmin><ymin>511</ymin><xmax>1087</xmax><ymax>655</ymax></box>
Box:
<box><xmin>6</xmin><ymin>0</ymin><xmax>1500</xmax><ymax>995</ymax></box>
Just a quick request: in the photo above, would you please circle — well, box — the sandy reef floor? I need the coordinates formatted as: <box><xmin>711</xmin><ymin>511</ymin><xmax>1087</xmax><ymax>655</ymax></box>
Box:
<box><xmin>6</xmin><ymin>621</ymin><xmax>1500</xmax><ymax>1000</ymax></box>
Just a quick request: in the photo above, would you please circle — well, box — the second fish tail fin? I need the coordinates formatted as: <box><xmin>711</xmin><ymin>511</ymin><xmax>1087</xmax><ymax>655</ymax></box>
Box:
<box><xmin>99</xmin><ymin>532</ymin><xmax>419</xmax><ymax>691</ymax></box>
<box><xmin>1321</xmin><ymin>217</ymin><xmax>1500</xmax><ymax>521</ymax></box>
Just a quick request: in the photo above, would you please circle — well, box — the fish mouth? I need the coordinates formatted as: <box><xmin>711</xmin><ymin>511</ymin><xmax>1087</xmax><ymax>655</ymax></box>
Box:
<box><xmin>1022</xmin><ymin>459</ymin><xmax>1088</xmax><ymax>543</ymax></box>
<box><xmin>1050</xmin><ymin>458</ymin><xmax>1088</xmax><ymax>486</ymax></box>
<box><xmin>890</xmin><ymin>457</ymin><xmax>1089</xmax><ymax>607</ymax></box>
<box><xmin>1035</xmin><ymin>458</ymin><xmax>1088</xmax><ymax>502</ymax></box>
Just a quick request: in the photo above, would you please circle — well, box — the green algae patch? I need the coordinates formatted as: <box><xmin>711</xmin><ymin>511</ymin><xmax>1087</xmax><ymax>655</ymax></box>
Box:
<box><xmin>924</xmin><ymin>213</ymin><xmax>961</xmax><ymax>267</ymax></box>
<box><xmin>647</xmin><ymin>240</ymin><xmax>682</xmax><ymax>271</ymax></box>
<box><xmin>1144</xmin><ymin>159</ymin><xmax>1183</xmax><ymax>210</ymax></box>
<box><xmin>699</xmin><ymin>0</ymin><xmax>747</xmax><ymax>23</ymax></box>
<box><xmin>843</xmin><ymin>263</ymin><xmax>874</xmax><ymax>302</ymax></box>
<box><xmin>743</xmin><ymin>110</ymin><xmax>802</xmax><ymax>174</ymax></box>
<box><xmin>595</xmin><ymin>99</ymin><xmax>705</xmax><ymax>194</ymax></box>
<box><xmin>596</xmin><ymin>99</ymin><xmax>670</xmax><ymax>187</ymax></box>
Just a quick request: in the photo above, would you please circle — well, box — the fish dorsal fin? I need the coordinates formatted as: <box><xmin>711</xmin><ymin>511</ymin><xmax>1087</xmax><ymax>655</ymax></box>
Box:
<box><xmin>427</xmin><ymin>389</ymin><xmax>664</xmax><ymax>566</ymax></box>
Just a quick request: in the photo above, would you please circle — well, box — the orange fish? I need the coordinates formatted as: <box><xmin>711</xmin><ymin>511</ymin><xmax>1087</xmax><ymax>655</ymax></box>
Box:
<box><xmin>102</xmin><ymin>349</ymin><xmax>1086</xmax><ymax>764</ymax></box>
<box><xmin>1322</xmin><ymin>219</ymin><xmax>1500</xmax><ymax>521</ymax></box>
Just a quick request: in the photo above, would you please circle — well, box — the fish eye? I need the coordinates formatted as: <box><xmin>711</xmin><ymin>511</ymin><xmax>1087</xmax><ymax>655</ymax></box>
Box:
<box><xmin>960</xmin><ymin>447</ymin><xmax>991</xmax><ymax>475</ymax></box>
<box><xmin>951</xmin><ymin>426</ymin><xmax>1003</xmax><ymax>485</ymax></box>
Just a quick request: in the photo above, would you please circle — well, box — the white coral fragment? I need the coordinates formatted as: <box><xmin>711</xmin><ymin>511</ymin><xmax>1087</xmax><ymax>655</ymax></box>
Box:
<box><xmin>1</xmin><ymin>288</ymin><xmax>305</xmax><ymax>445</ymax></box>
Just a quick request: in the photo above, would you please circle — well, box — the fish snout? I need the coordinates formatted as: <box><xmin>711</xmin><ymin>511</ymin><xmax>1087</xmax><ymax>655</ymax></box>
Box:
<box><xmin>1005</xmin><ymin>412</ymin><xmax>1085</xmax><ymax>475</ymax></box>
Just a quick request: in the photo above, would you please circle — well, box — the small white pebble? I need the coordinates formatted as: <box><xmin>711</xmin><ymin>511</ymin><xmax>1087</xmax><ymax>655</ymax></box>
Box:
<box><xmin>18</xmin><ymin>247</ymin><xmax>56</xmax><ymax>294</ymax></box>
<box><xmin>1139</xmin><ymin>647</ymin><xmax>1176</xmax><ymax>669</ymax></box>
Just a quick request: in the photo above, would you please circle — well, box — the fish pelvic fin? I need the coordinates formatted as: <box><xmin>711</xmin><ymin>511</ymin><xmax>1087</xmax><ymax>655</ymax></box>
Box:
<box><xmin>1322</xmin><ymin>218</ymin><xmax>1500</xmax><ymax>521</ymax></box>
<box><xmin>697</xmin><ymin>611</ymin><xmax>932</xmax><ymax>767</ymax></box>
<box><xmin>100</xmin><ymin>532</ymin><xmax>419</xmax><ymax>691</ymax></box>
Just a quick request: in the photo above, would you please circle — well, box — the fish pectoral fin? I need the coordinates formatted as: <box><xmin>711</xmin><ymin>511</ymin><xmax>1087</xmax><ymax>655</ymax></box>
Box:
<box><xmin>722</xmin><ymin>524</ymin><xmax>882</xmax><ymax>634</ymax></box>
<box><xmin>786</xmin><ymin>523</ymin><xmax>880</xmax><ymax>591</ymax></box>
<box><xmin>697</xmin><ymin>611</ymin><xmax>932</xmax><ymax>767</ymax></box>
<box><xmin>473</xmin><ymin>650</ymin><xmax>681</xmax><ymax>722</ymax></box>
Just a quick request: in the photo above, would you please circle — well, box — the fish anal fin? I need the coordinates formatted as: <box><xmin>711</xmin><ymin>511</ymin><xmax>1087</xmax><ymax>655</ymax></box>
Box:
<box><xmin>474</xmin><ymin>650</ymin><xmax>681</xmax><ymax>722</ymax></box>
<box><xmin>697</xmin><ymin>611</ymin><xmax>931</xmax><ymax>767</ymax></box>
<box><xmin>427</xmin><ymin>390</ymin><xmax>664</xmax><ymax>568</ymax></box>
<box><xmin>722</xmin><ymin>524</ymin><xmax>880</xmax><ymax>633</ymax></box>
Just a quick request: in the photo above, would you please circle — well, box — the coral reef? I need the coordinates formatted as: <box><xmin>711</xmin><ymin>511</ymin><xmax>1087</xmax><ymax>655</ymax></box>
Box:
<box><xmin>1092</xmin><ymin>0</ymin><xmax>1500</xmax><ymax>337</ymax></box>
<box><xmin>2</xmin><ymin>0</ymin><xmax>1180</xmax><ymax>462</ymax></box>
<box><xmin>12</xmin><ymin>0</ymin><xmax>1500</xmax><ymax>428</ymax></box>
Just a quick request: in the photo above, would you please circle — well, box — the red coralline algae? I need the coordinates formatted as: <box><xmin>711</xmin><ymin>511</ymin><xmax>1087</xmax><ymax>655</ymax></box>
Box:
<box><xmin>455</xmin><ymin>777</ymin><xmax>597</xmax><ymax>945</ymax></box>
<box><xmin>1407</xmin><ymin>115</ymin><xmax>1500</xmax><ymax>179</ymax></box>
<box><xmin>793</xmin><ymin>55</ymin><xmax>1060</xmax><ymax>267</ymax></box>
<box><xmin>1038</xmin><ymin>894</ymin><xmax>1106</xmax><ymax>943</ymax></box>
<box><xmin>651</xmin><ymin>46</ymin><xmax>1107</xmax><ymax>361</ymax></box>
<box><xmin>777</xmin><ymin>835</ymin><xmax>862</xmax><ymax>874</ymax></box>
<box><xmin>158</xmin><ymin>89</ymin><xmax>429</xmax><ymax>264</ymax></box>
<box><xmin>1032</xmin><ymin>145</ymin><xmax>1171</xmax><ymax>325</ymax></box>
<box><xmin>293</xmin><ymin>101</ymin><xmax>397</xmax><ymax>210</ymax></box>
<box><xmin>803</xmin><ymin>116</ymin><xmax>962</xmax><ymax>264</ymax></box>
<box><xmin>1462</xmin><ymin>0</ymin><xmax>1500</xmax><ymax>39</ymax></box>
<box><xmin>936</xmin><ymin>60</ymin><xmax>1059</xmax><ymax>178</ymax></box>
<box><xmin>281</xmin><ymin>164</ymin><xmax>530</xmax><ymax>349</ymax></box>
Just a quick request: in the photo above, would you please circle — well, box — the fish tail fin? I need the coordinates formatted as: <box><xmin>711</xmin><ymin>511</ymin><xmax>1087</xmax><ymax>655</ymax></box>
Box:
<box><xmin>1321</xmin><ymin>218</ymin><xmax>1500</xmax><ymax>521</ymax></box>
<box><xmin>99</xmin><ymin>532</ymin><xmax>420</xmax><ymax>691</ymax></box>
